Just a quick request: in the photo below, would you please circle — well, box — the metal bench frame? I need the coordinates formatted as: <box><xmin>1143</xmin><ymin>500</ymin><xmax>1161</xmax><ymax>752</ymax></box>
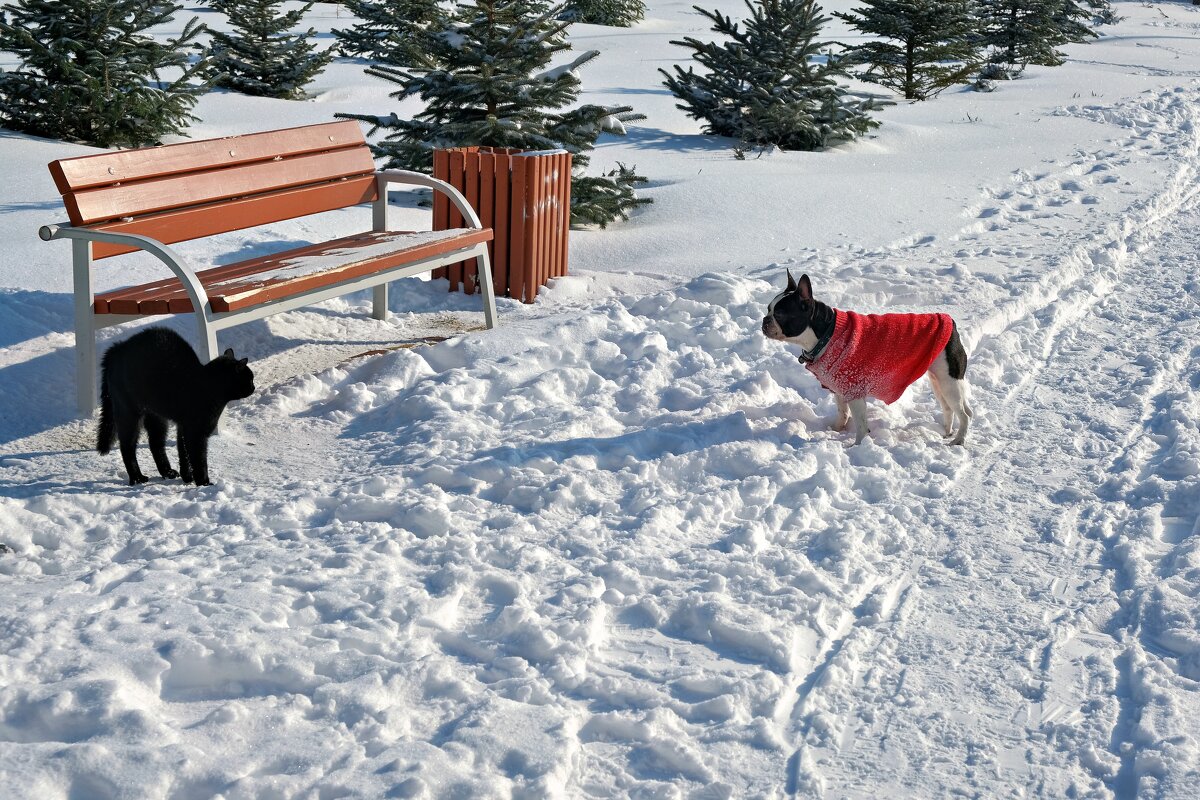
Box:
<box><xmin>42</xmin><ymin>160</ymin><xmax>497</xmax><ymax>416</ymax></box>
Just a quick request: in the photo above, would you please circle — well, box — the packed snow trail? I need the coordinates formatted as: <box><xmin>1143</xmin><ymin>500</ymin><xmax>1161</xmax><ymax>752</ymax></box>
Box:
<box><xmin>794</xmin><ymin>198</ymin><xmax>1200</xmax><ymax>799</ymax></box>
<box><xmin>787</xmin><ymin>86</ymin><xmax>1200</xmax><ymax>797</ymax></box>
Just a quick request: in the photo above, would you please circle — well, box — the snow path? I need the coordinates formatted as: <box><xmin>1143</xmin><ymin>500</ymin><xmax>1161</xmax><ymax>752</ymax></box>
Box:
<box><xmin>791</xmin><ymin>85</ymin><xmax>1200</xmax><ymax>797</ymax></box>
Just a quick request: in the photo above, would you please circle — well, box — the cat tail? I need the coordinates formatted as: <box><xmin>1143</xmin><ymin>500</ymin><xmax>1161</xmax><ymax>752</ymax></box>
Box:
<box><xmin>96</xmin><ymin>374</ymin><xmax>116</xmax><ymax>455</ymax></box>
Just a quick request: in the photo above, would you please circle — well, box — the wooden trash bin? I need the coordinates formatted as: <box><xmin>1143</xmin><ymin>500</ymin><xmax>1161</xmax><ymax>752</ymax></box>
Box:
<box><xmin>431</xmin><ymin>147</ymin><xmax>572</xmax><ymax>303</ymax></box>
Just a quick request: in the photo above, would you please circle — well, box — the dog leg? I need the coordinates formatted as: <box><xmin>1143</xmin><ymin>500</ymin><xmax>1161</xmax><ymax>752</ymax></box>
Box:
<box><xmin>944</xmin><ymin>379</ymin><xmax>971</xmax><ymax>445</ymax></box>
<box><xmin>833</xmin><ymin>394</ymin><xmax>850</xmax><ymax>432</ymax></box>
<box><xmin>927</xmin><ymin>371</ymin><xmax>954</xmax><ymax>437</ymax></box>
<box><xmin>928</xmin><ymin>352</ymin><xmax>973</xmax><ymax>444</ymax></box>
<box><xmin>848</xmin><ymin>398</ymin><xmax>869</xmax><ymax>444</ymax></box>
<box><xmin>931</xmin><ymin>374</ymin><xmax>970</xmax><ymax>446</ymax></box>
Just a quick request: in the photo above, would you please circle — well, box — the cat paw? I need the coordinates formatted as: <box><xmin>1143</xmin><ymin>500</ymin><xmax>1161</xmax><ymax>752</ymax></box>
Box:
<box><xmin>160</xmin><ymin>468</ymin><xmax>179</xmax><ymax>480</ymax></box>
<box><xmin>194</xmin><ymin>478</ymin><xmax>212</xmax><ymax>487</ymax></box>
<box><xmin>128</xmin><ymin>474</ymin><xmax>149</xmax><ymax>485</ymax></box>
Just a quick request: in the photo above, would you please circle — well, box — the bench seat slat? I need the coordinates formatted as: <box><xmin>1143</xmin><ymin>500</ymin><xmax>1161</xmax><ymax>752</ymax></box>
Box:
<box><xmin>50</xmin><ymin>121</ymin><xmax>367</xmax><ymax>192</ymax></box>
<box><xmin>95</xmin><ymin>228</ymin><xmax>494</xmax><ymax>316</ymax></box>
<box><xmin>66</xmin><ymin>147</ymin><xmax>377</xmax><ymax>226</ymax></box>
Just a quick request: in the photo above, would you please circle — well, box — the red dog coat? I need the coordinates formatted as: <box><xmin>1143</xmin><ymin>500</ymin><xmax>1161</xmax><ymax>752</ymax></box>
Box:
<box><xmin>806</xmin><ymin>310</ymin><xmax>954</xmax><ymax>404</ymax></box>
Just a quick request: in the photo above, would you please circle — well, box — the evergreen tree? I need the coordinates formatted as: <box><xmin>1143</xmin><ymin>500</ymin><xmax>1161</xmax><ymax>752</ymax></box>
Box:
<box><xmin>977</xmin><ymin>0</ymin><xmax>1098</xmax><ymax>73</ymax></box>
<box><xmin>209</xmin><ymin>0</ymin><xmax>332</xmax><ymax>99</ymax></box>
<box><xmin>0</xmin><ymin>0</ymin><xmax>208</xmax><ymax>148</ymax></box>
<box><xmin>336</xmin><ymin>0</ymin><xmax>649</xmax><ymax>227</ymax></box>
<box><xmin>561</xmin><ymin>0</ymin><xmax>646</xmax><ymax>27</ymax></box>
<box><xmin>332</xmin><ymin>0</ymin><xmax>446</xmax><ymax>65</ymax></box>
<box><xmin>834</xmin><ymin>1</ymin><xmax>981</xmax><ymax>100</ymax></box>
<box><xmin>661</xmin><ymin>0</ymin><xmax>883</xmax><ymax>152</ymax></box>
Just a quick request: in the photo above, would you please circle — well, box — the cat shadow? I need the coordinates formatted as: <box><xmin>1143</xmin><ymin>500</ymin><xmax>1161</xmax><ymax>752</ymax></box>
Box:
<box><xmin>0</xmin><ymin>475</ymin><xmax>134</xmax><ymax>500</ymax></box>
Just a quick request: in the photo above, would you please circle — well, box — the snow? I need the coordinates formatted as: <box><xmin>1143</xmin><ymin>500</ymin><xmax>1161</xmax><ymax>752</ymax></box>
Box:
<box><xmin>2</xmin><ymin>1</ymin><xmax>1200</xmax><ymax>797</ymax></box>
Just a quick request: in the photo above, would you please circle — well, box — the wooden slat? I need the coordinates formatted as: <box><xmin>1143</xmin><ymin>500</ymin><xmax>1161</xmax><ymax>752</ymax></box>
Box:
<box><xmin>493</xmin><ymin>153</ymin><xmax>511</xmax><ymax>298</ymax></box>
<box><xmin>556</xmin><ymin>153</ymin><xmax>571</xmax><ymax>278</ymax></box>
<box><xmin>448</xmin><ymin>150</ymin><xmax>465</xmax><ymax>291</ymax></box>
<box><xmin>463</xmin><ymin>150</ymin><xmax>480</xmax><ymax>295</ymax></box>
<box><xmin>479</xmin><ymin>152</ymin><xmax>497</xmax><ymax>296</ymax></box>
<box><xmin>65</xmin><ymin>147</ymin><xmax>376</xmax><ymax>226</ymax></box>
<box><xmin>431</xmin><ymin>149</ymin><xmax>450</xmax><ymax>281</ymax></box>
<box><xmin>555</xmin><ymin>153</ymin><xmax>571</xmax><ymax>278</ymax></box>
<box><xmin>94</xmin><ymin>229</ymin><xmax>493</xmax><ymax>315</ymax></box>
<box><xmin>214</xmin><ymin>229</ymin><xmax>491</xmax><ymax>312</ymax></box>
<box><xmin>510</xmin><ymin>156</ymin><xmax>528</xmax><ymax>303</ymax></box>
<box><xmin>124</xmin><ymin>229</ymin><xmax>459</xmax><ymax>313</ymax></box>
<box><xmin>529</xmin><ymin>155</ymin><xmax>545</xmax><ymax>302</ymax></box>
<box><xmin>99</xmin><ymin>229</ymin><xmax>444</xmax><ymax>314</ymax></box>
<box><xmin>550</xmin><ymin>153</ymin><xmax>563</xmax><ymax>279</ymax></box>
<box><xmin>89</xmin><ymin>176</ymin><xmax>378</xmax><ymax>259</ymax></box>
<box><xmin>49</xmin><ymin>121</ymin><xmax>366</xmax><ymax>193</ymax></box>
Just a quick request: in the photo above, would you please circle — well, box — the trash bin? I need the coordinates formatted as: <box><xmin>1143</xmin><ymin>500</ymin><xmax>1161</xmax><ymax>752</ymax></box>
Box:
<box><xmin>432</xmin><ymin>147</ymin><xmax>572</xmax><ymax>304</ymax></box>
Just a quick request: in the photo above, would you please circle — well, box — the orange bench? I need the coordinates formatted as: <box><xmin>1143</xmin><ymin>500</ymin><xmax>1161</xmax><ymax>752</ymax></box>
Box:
<box><xmin>40</xmin><ymin>121</ymin><xmax>497</xmax><ymax>414</ymax></box>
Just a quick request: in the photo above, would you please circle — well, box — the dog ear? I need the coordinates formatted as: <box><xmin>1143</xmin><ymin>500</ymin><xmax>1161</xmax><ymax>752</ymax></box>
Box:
<box><xmin>797</xmin><ymin>274</ymin><xmax>813</xmax><ymax>301</ymax></box>
<box><xmin>786</xmin><ymin>270</ymin><xmax>797</xmax><ymax>292</ymax></box>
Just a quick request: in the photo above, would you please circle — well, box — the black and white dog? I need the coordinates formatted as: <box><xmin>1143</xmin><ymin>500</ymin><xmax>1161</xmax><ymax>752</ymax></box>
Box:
<box><xmin>762</xmin><ymin>272</ymin><xmax>972</xmax><ymax>445</ymax></box>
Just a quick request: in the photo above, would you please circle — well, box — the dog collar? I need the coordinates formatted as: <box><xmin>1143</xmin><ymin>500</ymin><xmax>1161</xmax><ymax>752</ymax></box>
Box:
<box><xmin>797</xmin><ymin>328</ymin><xmax>834</xmax><ymax>364</ymax></box>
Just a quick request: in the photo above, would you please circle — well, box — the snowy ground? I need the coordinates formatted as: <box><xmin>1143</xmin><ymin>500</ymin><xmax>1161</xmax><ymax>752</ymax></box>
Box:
<box><xmin>2</xmin><ymin>1</ymin><xmax>1200</xmax><ymax>797</ymax></box>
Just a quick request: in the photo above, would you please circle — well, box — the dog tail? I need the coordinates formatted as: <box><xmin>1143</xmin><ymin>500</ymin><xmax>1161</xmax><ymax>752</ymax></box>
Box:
<box><xmin>96</xmin><ymin>368</ymin><xmax>115</xmax><ymax>455</ymax></box>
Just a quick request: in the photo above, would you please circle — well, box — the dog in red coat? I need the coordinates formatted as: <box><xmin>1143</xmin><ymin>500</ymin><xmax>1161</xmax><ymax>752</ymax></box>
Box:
<box><xmin>762</xmin><ymin>272</ymin><xmax>972</xmax><ymax>445</ymax></box>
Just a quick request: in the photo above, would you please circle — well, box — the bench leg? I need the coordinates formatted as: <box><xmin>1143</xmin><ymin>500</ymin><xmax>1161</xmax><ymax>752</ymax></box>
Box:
<box><xmin>72</xmin><ymin>239</ymin><xmax>97</xmax><ymax>416</ymax></box>
<box><xmin>75</xmin><ymin>318</ymin><xmax>97</xmax><ymax>417</ymax></box>
<box><xmin>196</xmin><ymin>315</ymin><xmax>218</xmax><ymax>363</ymax></box>
<box><xmin>373</xmin><ymin>284</ymin><xmax>388</xmax><ymax>321</ymax></box>
<box><xmin>476</xmin><ymin>246</ymin><xmax>498</xmax><ymax>329</ymax></box>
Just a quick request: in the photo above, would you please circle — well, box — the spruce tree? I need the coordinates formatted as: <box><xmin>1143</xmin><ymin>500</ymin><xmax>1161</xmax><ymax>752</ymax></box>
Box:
<box><xmin>977</xmin><ymin>0</ymin><xmax>1098</xmax><ymax>73</ymax></box>
<box><xmin>0</xmin><ymin>0</ymin><xmax>208</xmax><ymax>148</ymax></box>
<box><xmin>661</xmin><ymin>0</ymin><xmax>883</xmax><ymax>152</ymax></box>
<box><xmin>332</xmin><ymin>0</ymin><xmax>446</xmax><ymax>65</ymax></box>
<box><xmin>208</xmin><ymin>0</ymin><xmax>333</xmax><ymax>99</ymax></box>
<box><xmin>561</xmin><ymin>0</ymin><xmax>647</xmax><ymax>27</ymax></box>
<box><xmin>336</xmin><ymin>0</ymin><xmax>649</xmax><ymax>227</ymax></box>
<box><xmin>834</xmin><ymin>1</ymin><xmax>981</xmax><ymax>101</ymax></box>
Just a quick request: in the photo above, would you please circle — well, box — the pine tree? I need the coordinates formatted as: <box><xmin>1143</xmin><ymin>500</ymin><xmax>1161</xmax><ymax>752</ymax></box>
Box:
<box><xmin>561</xmin><ymin>0</ymin><xmax>646</xmax><ymax>27</ymax></box>
<box><xmin>332</xmin><ymin>0</ymin><xmax>446</xmax><ymax>65</ymax></box>
<box><xmin>978</xmin><ymin>0</ymin><xmax>1098</xmax><ymax>73</ymax></box>
<box><xmin>208</xmin><ymin>0</ymin><xmax>333</xmax><ymax>99</ymax></box>
<box><xmin>336</xmin><ymin>0</ymin><xmax>649</xmax><ymax>227</ymax></box>
<box><xmin>0</xmin><ymin>0</ymin><xmax>209</xmax><ymax>148</ymax></box>
<box><xmin>661</xmin><ymin>0</ymin><xmax>884</xmax><ymax>151</ymax></box>
<box><xmin>834</xmin><ymin>1</ymin><xmax>981</xmax><ymax>101</ymax></box>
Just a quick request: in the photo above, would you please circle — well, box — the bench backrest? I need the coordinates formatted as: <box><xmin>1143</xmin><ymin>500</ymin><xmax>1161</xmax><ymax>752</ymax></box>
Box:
<box><xmin>47</xmin><ymin>121</ymin><xmax>378</xmax><ymax>259</ymax></box>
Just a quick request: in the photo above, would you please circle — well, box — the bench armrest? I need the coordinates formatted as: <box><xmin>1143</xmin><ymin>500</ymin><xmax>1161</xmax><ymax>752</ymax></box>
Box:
<box><xmin>39</xmin><ymin>224</ymin><xmax>211</xmax><ymax>312</ymax></box>
<box><xmin>375</xmin><ymin>170</ymin><xmax>485</xmax><ymax>229</ymax></box>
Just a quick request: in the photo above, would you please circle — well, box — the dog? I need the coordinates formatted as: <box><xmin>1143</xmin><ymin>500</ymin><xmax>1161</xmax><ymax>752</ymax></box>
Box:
<box><xmin>761</xmin><ymin>272</ymin><xmax>972</xmax><ymax>445</ymax></box>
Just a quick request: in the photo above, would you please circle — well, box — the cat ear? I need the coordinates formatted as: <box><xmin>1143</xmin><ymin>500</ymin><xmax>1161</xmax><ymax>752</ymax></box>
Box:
<box><xmin>237</xmin><ymin>357</ymin><xmax>248</xmax><ymax>366</ymax></box>
<box><xmin>223</xmin><ymin>348</ymin><xmax>235</xmax><ymax>359</ymax></box>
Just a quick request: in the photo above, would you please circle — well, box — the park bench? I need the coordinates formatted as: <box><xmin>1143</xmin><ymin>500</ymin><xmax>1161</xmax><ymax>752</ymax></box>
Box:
<box><xmin>40</xmin><ymin>120</ymin><xmax>497</xmax><ymax>415</ymax></box>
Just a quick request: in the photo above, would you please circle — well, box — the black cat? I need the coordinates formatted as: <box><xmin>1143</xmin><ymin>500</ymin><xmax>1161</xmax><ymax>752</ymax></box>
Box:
<box><xmin>96</xmin><ymin>327</ymin><xmax>255</xmax><ymax>486</ymax></box>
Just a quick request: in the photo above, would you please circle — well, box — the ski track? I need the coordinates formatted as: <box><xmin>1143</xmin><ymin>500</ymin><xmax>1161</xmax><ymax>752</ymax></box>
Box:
<box><xmin>2</xmin><ymin>79</ymin><xmax>1200</xmax><ymax>797</ymax></box>
<box><xmin>787</xmin><ymin>83</ymin><xmax>1200</xmax><ymax>797</ymax></box>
